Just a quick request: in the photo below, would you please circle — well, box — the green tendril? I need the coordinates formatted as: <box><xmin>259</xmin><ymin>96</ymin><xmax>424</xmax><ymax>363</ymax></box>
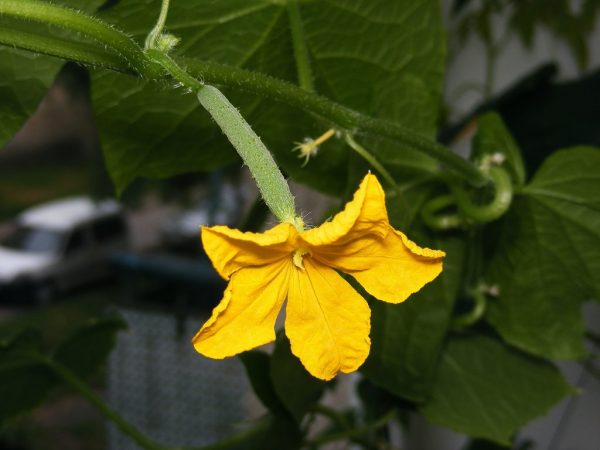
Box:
<box><xmin>421</xmin><ymin>195</ymin><xmax>463</xmax><ymax>230</ymax></box>
<box><xmin>452</xmin><ymin>165</ymin><xmax>513</xmax><ymax>223</ymax></box>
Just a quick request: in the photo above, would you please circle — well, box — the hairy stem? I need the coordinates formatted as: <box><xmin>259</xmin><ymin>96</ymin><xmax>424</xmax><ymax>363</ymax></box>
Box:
<box><xmin>0</xmin><ymin>0</ymin><xmax>159</xmax><ymax>76</ymax></box>
<box><xmin>0</xmin><ymin>25</ymin><xmax>130</xmax><ymax>73</ymax></box>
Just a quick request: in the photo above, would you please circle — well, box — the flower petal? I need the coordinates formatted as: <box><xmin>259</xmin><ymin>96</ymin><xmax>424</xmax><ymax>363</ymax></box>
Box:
<box><xmin>193</xmin><ymin>259</ymin><xmax>291</xmax><ymax>358</ymax></box>
<box><xmin>315</xmin><ymin>229</ymin><xmax>445</xmax><ymax>304</ymax></box>
<box><xmin>202</xmin><ymin>223</ymin><xmax>297</xmax><ymax>279</ymax></box>
<box><xmin>285</xmin><ymin>258</ymin><xmax>371</xmax><ymax>380</ymax></box>
<box><xmin>301</xmin><ymin>173</ymin><xmax>388</xmax><ymax>247</ymax></box>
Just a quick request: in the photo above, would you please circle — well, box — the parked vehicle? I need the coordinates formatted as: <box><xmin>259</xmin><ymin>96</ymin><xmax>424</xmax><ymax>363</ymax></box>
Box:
<box><xmin>0</xmin><ymin>197</ymin><xmax>128</xmax><ymax>304</ymax></box>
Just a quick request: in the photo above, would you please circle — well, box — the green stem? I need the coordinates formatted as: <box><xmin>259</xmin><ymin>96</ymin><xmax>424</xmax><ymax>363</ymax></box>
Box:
<box><xmin>36</xmin><ymin>356</ymin><xmax>169</xmax><ymax>450</ymax></box>
<box><xmin>0</xmin><ymin>0</ymin><xmax>158</xmax><ymax>76</ymax></box>
<box><xmin>148</xmin><ymin>49</ymin><xmax>298</xmax><ymax>225</ymax></box>
<box><xmin>145</xmin><ymin>0</ymin><xmax>171</xmax><ymax>50</ymax></box>
<box><xmin>147</xmin><ymin>49</ymin><xmax>204</xmax><ymax>91</ymax></box>
<box><xmin>287</xmin><ymin>0</ymin><xmax>314</xmax><ymax>91</ymax></box>
<box><xmin>0</xmin><ymin>25</ymin><xmax>131</xmax><ymax>73</ymax></box>
<box><xmin>0</xmin><ymin>0</ymin><xmax>488</xmax><ymax>187</ymax></box>
<box><xmin>307</xmin><ymin>408</ymin><xmax>396</xmax><ymax>446</ymax></box>
<box><xmin>344</xmin><ymin>133</ymin><xmax>398</xmax><ymax>189</ymax></box>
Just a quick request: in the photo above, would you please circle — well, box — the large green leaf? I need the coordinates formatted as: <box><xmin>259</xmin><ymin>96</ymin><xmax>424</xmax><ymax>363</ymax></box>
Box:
<box><xmin>361</xmin><ymin>234</ymin><xmax>465</xmax><ymax>401</ymax></box>
<box><xmin>91</xmin><ymin>0</ymin><xmax>445</xmax><ymax>193</ymax></box>
<box><xmin>0</xmin><ymin>0</ymin><xmax>112</xmax><ymax>149</ymax></box>
<box><xmin>486</xmin><ymin>147</ymin><xmax>600</xmax><ymax>359</ymax></box>
<box><xmin>419</xmin><ymin>334</ymin><xmax>573</xmax><ymax>445</ymax></box>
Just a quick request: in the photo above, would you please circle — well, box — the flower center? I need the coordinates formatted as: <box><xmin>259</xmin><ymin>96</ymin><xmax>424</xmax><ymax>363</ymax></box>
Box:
<box><xmin>293</xmin><ymin>247</ymin><xmax>310</xmax><ymax>269</ymax></box>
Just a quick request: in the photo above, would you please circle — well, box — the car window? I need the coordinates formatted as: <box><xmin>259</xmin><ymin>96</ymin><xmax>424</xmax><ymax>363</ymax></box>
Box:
<box><xmin>2</xmin><ymin>225</ymin><xmax>64</xmax><ymax>254</ymax></box>
<box><xmin>64</xmin><ymin>228</ymin><xmax>87</xmax><ymax>255</ymax></box>
<box><xmin>92</xmin><ymin>215</ymin><xmax>126</xmax><ymax>242</ymax></box>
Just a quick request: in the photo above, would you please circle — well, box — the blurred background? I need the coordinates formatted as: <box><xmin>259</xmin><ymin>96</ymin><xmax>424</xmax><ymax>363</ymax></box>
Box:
<box><xmin>1</xmin><ymin>1</ymin><xmax>600</xmax><ymax>449</ymax></box>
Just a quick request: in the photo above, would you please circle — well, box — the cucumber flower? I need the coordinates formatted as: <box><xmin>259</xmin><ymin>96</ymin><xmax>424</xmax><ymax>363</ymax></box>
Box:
<box><xmin>193</xmin><ymin>174</ymin><xmax>445</xmax><ymax>380</ymax></box>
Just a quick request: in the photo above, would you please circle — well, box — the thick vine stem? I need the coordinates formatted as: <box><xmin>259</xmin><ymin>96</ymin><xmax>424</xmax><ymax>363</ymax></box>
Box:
<box><xmin>0</xmin><ymin>0</ymin><xmax>160</xmax><ymax>77</ymax></box>
<box><xmin>452</xmin><ymin>165</ymin><xmax>513</xmax><ymax>223</ymax></box>
<box><xmin>0</xmin><ymin>0</ymin><xmax>488</xmax><ymax>187</ymax></box>
<box><xmin>0</xmin><ymin>25</ymin><xmax>130</xmax><ymax>73</ymax></box>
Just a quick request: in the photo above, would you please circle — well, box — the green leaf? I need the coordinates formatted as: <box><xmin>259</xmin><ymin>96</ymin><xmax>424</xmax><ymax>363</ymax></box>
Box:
<box><xmin>0</xmin><ymin>328</ymin><xmax>44</xmax><ymax>358</ymax></box>
<box><xmin>239</xmin><ymin>350</ymin><xmax>289</xmax><ymax>418</ymax></box>
<box><xmin>419</xmin><ymin>334</ymin><xmax>573</xmax><ymax>445</ymax></box>
<box><xmin>361</xmin><ymin>235</ymin><xmax>465</xmax><ymax>401</ymax></box>
<box><xmin>0</xmin><ymin>361</ymin><xmax>59</xmax><ymax>423</ymax></box>
<box><xmin>486</xmin><ymin>147</ymin><xmax>600</xmax><ymax>359</ymax></box>
<box><xmin>0</xmin><ymin>0</ymin><xmax>114</xmax><ymax>149</ymax></box>
<box><xmin>0</xmin><ymin>48</ymin><xmax>60</xmax><ymax>148</ymax></box>
<box><xmin>53</xmin><ymin>314</ymin><xmax>126</xmax><ymax>380</ymax></box>
<box><xmin>91</xmin><ymin>0</ymin><xmax>445</xmax><ymax>193</ymax></box>
<box><xmin>270</xmin><ymin>333</ymin><xmax>326</xmax><ymax>423</ymax></box>
<box><xmin>473</xmin><ymin>112</ymin><xmax>526</xmax><ymax>186</ymax></box>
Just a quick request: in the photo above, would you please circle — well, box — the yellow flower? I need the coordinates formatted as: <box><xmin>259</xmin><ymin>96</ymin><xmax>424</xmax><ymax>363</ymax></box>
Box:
<box><xmin>192</xmin><ymin>174</ymin><xmax>445</xmax><ymax>380</ymax></box>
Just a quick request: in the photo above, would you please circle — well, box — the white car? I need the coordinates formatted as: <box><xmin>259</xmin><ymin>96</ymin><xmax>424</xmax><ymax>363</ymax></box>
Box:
<box><xmin>0</xmin><ymin>197</ymin><xmax>128</xmax><ymax>303</ymax></box>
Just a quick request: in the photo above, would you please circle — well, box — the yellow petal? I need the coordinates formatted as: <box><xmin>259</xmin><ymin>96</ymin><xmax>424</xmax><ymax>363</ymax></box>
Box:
<box><xmin>193</xmin><ymin>259</ymin><xmax>291</xmax><ymax>358</ymax></box>
<box><xmin>301</xmin><ymin>173</ymin><xmax>388</xmax><ymax>247</ymax></box>
<box><xmin>285</xmin><ymin>258</ymin><xmax>371</xmax><ymax>380</ymax></box>
<box><xmin>316</xmin><ymin>229</ymin><xmax>444</xmax><ymax>304</ymax></box>
<box><xmin>202</xmin><ymin>223</ymin><xmax>297</xmax><ymax>279</ymax></box>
